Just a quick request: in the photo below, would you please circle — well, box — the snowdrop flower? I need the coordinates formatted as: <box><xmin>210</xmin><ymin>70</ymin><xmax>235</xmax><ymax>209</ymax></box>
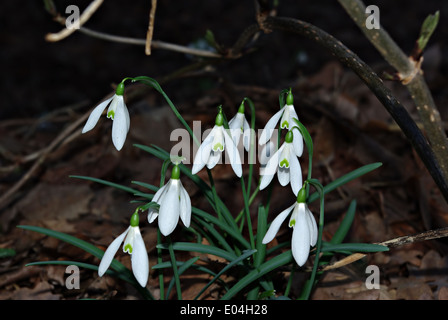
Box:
<box><xmin>259</xmin><ymin>130</ymin><xmax>302</xmax><ymax>195</ymax></box>
<box><xmin>262</xmin><ymin>187</ymin><xmax>318</xmax><ymax>266</ymax></box>
<box><xmin>98</xmin><ymin>211</ymin><xmax>149</xmax><ymax>287</ymax></box>
<box><xmin>82</xmin><ymin>81</ymin><xmax>130</xmax><ymax>151</ymax></box>
<box><xmin>148</xmin><ymin>165</ymin><xmax>191</xmax><ymax>236</ymax></box>
<box><xmin>259</xmin><ymin>90</ymin><xmax>303</xmax><ymax>157</ymax></box>
<box><xmin>228</xmin><ymin>102</ymin><xmax>250</xmax><ymax>152</ymax></box>
<box><xmin>192</xmin><ymin>108</ymin><xmax>242</xmax><ymax>177</ymax></box>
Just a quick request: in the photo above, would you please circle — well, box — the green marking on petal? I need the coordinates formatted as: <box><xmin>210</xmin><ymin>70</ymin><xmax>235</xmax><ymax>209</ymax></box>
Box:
<box><xmin>124</xmin><ymin>244</ymin><xmax>133</xmax><ymax>254</ymax></box>
<box><xmin>107</xmin><ymin>110</ymin><xmax>115</xmax><ymax>119</ymax></box>
<box><xmin>279</xmin><ymin>158</ymin><xmax>289</xmax><ymax>168</ymax></box>
<box><xmin>281</xmin><ymin>120</ymin><xmax>289</xmax><ymax>129</ymax></box>
<box><xmin>289</xmin><ymin>219</ymin><xmax>296</xmax><ymax>227</ymax></box>
<box><xmin>213</xmin><ymin>142</ymin><xmax>224</xmax><ymax>151</ymax></box>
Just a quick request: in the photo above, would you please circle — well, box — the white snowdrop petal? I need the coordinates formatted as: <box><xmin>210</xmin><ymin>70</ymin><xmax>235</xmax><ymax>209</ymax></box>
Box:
<box><xmin>280</xmin><ymin>105</ymin><xmax>291</xmax><ymax>129</ymax></box>
<box><xmin>259</xmin><ymin>141</ymin><xmax>276</xmax><ymax>167</ymax></box>
<box><xmin>306</xmin><ymin>207</ymin><xmax>318</xmax><ymax>246</ymax></box>
<box><xmin>82</xmin><ymin>97</ymin><xmax>113</xmax><ymax>133</ymax></box>
<box><xmin>292</xmin><ymin>130</ymin><xmax>304</xmax><ymax>157</ymax></box>
<box><xmin>98</xmin><ymin>227</ymin><xmax>130</xmax><ymax>276</ymax></box>
<box><xmin>131</xmin><ymin>230</ymin><xmax>149</xmax><ymax>287</ymax></box>
<box><xmin>158</xmin><ymin>181</ymin><xmax>180</xmax><ymax>236</ymax></box>
<box><xmin>192</xmin><ymin>127</ymin><xmax>216</xmax><ymax>174</ymax></box>
<box><xmin>262</xmin><ymin>203</ymin><xmax>296</xmax><ymax>244</ymax></box>
<box><xmin>291</xmin><ymin>211</ymin><xmax>311</xmax><ymax>267</ymax></box>
<box><xmin>259</xmin><ymin>107</ymin><xmax>284</xmax><ymax>145</ymax></box>
<box><xmin>223</xmin><ymin>129</ymin><xmax>242</xmax><ymax>177</ymax></box>
<box><xmin>277</xmin><ymin>167</ymin><xmax>290</xmax><ymax>186</ymax></box>
<box><xmin>242</xmin><ymin>120</ymin><xmax>251</xmax><ymax>152</ymax></box>
<box><xmin>206</xmin><ymin>150</ymin><xmax>222</xmax><ymax>170</ymax></box>
<box><xmin>111</xmin><ymin>102</ymin><xmax>129</xmax><ymax>151</ymax></box>
<box><xmin>179</xmin><ymin>183</ymin><xmax>192</xmax><ymax>228</ymax></box>
<box><xmin>289</xmin><ymin>154</ymin><xmax>303</xmax><ymax>196</ymax></box>
<box><xmin>259</xmin><ymin>146</ymin><xmax>281</xmax><ymax>190</ymax></box>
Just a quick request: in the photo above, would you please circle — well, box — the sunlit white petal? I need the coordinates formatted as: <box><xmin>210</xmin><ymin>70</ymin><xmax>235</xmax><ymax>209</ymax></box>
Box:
<box><xmin>262</xmin><ymin>203</ymin><xmax>296</xmax><ymax>244</ymax></box>
<box><xmin>223</xmin><ymin>128</ymin><xmax>242</xmax><ymax>177</ymax></box>
<box><xmin>158</xmin><ymin>180</ymin><xmax>181</xmax><ymax>236</ymax></box>
<box><xmin>206</xmin><ymin>150</ymin><xmax>222</xmax><ymax>169</ymax></box>
<box><xmin>192</xmin><ymin>126</ymin><xmax>217</xmax><ymax>174</ymax></box>
<box><xmin>289</xmin><ymin>153</ymin><xmax>302</xmax><ymax>196</ymax></box>
<box><xmin>291</xmin><ymin>209</ymin><xmax>311</xmax><ymax>266</ymax></box>
<box><xmin>180</xmin><ymin>183</ymin><xmax>191</xmax><ymax>228</ymax></box>
<box><xmin>131</xmin><ymin>230</ymin><xmax>149</xmax><ymax>287</ymax></box>
<box><xmin>111</xmin><ymin>102</ymin><xmax>129</xmax><ymax>151</ymax></box>
<box><xmin>277</xmin><ymin>167</ymin><xmax>290</xmax><ymax>186</ymax></box>
<box><xmin>259</xmin><ymin>107</ymin><xmax>285</xmax><ymax>145</ymax></box>
<box><xmin>259</xmin><ymin>144</ymin><xmax>283</xmax><ymax>190</ymax></box>
<box><xmin>98</xmin><ymin>226</ymin><xmax>130</xmax><ymax>277</ymax></box>
<box><xmin>82</xmin><ymin>96</ymin><xmax>114</xmax><ymax>133</ymax></box>
<box><xmin>306</xmin><ymin>207</ymin><xmax>318</xmax><ymax>246</ymax></box>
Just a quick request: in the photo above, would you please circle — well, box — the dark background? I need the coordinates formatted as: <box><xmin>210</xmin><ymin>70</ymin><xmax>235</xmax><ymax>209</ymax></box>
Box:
<box><xmin>2</xmin><ymin>0</ymin><xmax>447</xmax><ymax>119</ymax></box>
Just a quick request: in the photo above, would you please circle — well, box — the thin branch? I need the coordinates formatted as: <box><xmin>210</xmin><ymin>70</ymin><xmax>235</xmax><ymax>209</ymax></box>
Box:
<box><xmin>45</xmin><ymin>0</ymin><xmax>104</xmax><ymax>42</ymax></box>
<box><xmin>320</xmin><ymin>227</ymin><xmax>448</xmax><ymax>272</ymax></box>
<box><xmin>338</xmin><ymin>0</ymin><xmax>448</xmax><ymax>191</ymax></box>
<box><xmin>145</xmin><ymin>0</ymin><xmax>158</xmax><ymax>55</ymax></box>
<box><xmin>77</xmin><ymin>27</ymin><xmax>223</xmax><ymax>58</ymax></box>
<box><xmin>259</xmin><ymin>15</ymin><xmax>448</xmax><ymax>203</ymax></box>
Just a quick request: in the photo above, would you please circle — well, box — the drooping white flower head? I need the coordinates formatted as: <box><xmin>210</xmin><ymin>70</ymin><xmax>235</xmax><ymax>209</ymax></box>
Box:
<box><xmin>98</xmin><ymin>211</ymin><xmax>149</xmax><ymax>287</ymax></box>
<box><xmin>82</xmin><ymin>82</ymin><xmax>130</xmax><ymax>151</ymax></box>
<box><xmin>259</xmin><ymin>90</ymin><xmax>303</xmax><ymax>157</ymax></box>
<box><xmin>259</xmin><ymin>130</ymin><xmax>303</xmax><ymax>196</ymax></box>
<box><xmin>192</xmin><ymin>108</ymin><xmax>242</xmax><ymax>177</ymax></box>
<box><xmin>262</xmin><ymin>187</ymin><xmax>318</xmax><ymax>267</ymax></box>
<box><xmin>228</xmin><ymin>102</ymin><xmax>250</xmax><ymax>153</ymax></box>
<box><xmin>148</xmin><ymin>165</ymin><xmax>192</xmax><ymax>236</ymax></box>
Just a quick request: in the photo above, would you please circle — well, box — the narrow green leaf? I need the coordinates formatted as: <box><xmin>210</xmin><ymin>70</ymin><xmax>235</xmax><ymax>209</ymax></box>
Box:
<box><xmin>331</xmin><ymin>200</ymin><xmax>356</xmax><ymax>244</ymax></box>
<box><xmin>220</xmin><ymin>250</ymin><xmax>293</xmax><ymax>300</ymax></box>
<box><xmin>0</xmin><ymin>248</ymin><xmax>15</xmax><ymax>258</ymax></box>
<box><xmin>69</xmin><ymin>175</ymin><xmax>139</xmax><ymax>194</ymax></box>
<box><xmin>321</xmin><ymin>242</ymin><xmax>389</xmax><ymax>253</ymax></box>
<box><xmin>157</xmin><ymin>242</ymin><xmax>238</xmax><ymax>262</ymax></box>
<box><xmin>166</xmin><ymin>256</ymin><xmax>200</xmax><ymax>299</ymax></box>
<box><xmin>195</xmin><ymin>249</ymin><xmax>257</xmax><ymax>300</ymax></box>
<box><xmin>307</xmin><ymin>162</ymin><xmax>382</xmax><ymax>203</ymax></box>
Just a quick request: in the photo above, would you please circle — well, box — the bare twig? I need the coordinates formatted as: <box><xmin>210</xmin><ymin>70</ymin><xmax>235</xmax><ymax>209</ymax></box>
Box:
<box><xmin>145</xmin><ymin>0</ymin><xmax>158</xmax><ymax>55</ymax></box>
<box><xmin>337</xmin><ymin>0</ymin><xmax>448</xmax><ymax>191</ymax></box>
<box><xmin>320</xmin><ymin>227</ymin><xmax>448</xmax><ymax>271</ymax></box>
<box><xmin>258</xmin><ymin>15</ymin><xmax>448</xmax><ymax>203</ymax></box>
<box><xmin>45</xmin><ymin>0</ymin><xmax>104</xmax><ymax>42</ymax></box>
<box><xmin>0</xmin><ymin>108</ymin><xmax>91</xmax><ymax>211</ymax></box>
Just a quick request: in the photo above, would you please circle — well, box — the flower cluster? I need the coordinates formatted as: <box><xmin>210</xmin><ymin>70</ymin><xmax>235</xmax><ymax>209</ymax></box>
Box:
<box><xmin>83</xmin><ymin>82</ymin><xmax>318</xmax><ymax>286</ymax></box>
